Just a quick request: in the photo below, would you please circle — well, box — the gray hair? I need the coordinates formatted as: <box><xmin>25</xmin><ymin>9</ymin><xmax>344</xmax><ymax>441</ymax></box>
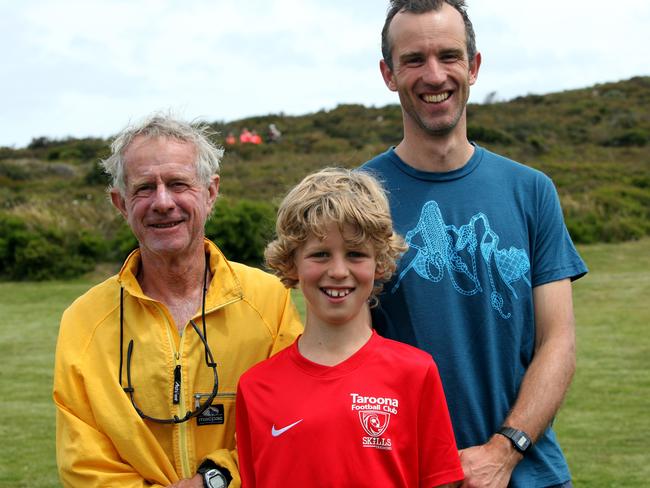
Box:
<box><xmin>101</xmin><ymin>113</ymin><xmax>224</xmax><ymax>195</ymax></box>
<box><xmin>381</xmin><ymin>0</ymin><xmax>477</xmax><ymax>71</ymax></box>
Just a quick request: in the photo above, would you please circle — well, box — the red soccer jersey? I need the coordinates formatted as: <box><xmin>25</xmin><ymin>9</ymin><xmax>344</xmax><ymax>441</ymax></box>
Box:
<box><xmin>236</xmin><ymin>331</ymin><xmax>463</xmax><ymax>487</ymax></box>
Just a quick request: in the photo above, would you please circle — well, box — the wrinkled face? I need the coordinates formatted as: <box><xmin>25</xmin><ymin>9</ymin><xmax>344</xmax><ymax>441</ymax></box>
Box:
<box><xmin>111</xmin><ymin>135</ymin><xmax>218</xmax><ymax>260</ymax></box>
<box><xmin>292</xmin><ymin>223</ymin><xmax>379</xmax><ymax>329</ymax></box>
<box><xmin>380</xmin><ymin>5</ymin><xmax>480</xmax><ymax>139</ymax></box>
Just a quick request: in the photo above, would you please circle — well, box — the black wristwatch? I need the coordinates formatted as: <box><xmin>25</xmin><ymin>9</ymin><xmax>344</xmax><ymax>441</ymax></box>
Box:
<box><xmin>197</xmin><ymin>462</ymin><xmax>231</xmax><ymax>488</ymax></box>
<box><xmin>497</xmin><ymin>426</ymin><xmax>532</xmax><ymax>454</ymax></box>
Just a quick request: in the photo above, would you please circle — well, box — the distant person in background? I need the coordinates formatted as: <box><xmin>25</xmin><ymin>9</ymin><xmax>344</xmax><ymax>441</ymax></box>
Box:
<box><xmin>362</xmin><ymin>1</ymin><xmax>587</xmax><ymax>487</ymax></box>
<box><xmin>267</xmin><ymin>123</ymin><xmax>282</xmax><ymax>143</ymax></box>
<box><xmin>225</xmin><ymin>132</ymin><xmax>236</xmax><ymax>145</ymax></box>
<box><xmin>53</xmin><ymin>113</ymin><xmax>302</xmax><ymax>488</ymax></box>
<box><xmin>237</xmin><ymin>168</ymin><xmax>464</xmax><ymax>487</ymax></box>
<box><xmin>239</xmin><ymin>128</ymin><xmax>252</xmax><ymax>144</ymax></box>
<box><xmin>249</xmin><ymin>130</ymin><xmax>262</xmax><ymax>145</ymax></box>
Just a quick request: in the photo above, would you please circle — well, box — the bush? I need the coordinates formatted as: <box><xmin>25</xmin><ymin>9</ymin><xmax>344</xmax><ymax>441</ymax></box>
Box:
<box><xmin>468</xmin><ymin>125</ymin><xmax>514</xmax><ymax>145</ymax></box>
<box><xmin>85</xmin><ymin>160</ymin><xmax>112</xmax><ymax>186</ymax></box>
<box><xmin>107</xmin><ymin>222</ymin><xmax>139</xmax><ymax>262</ymax></box>
<box><xmin>0</xmin><ymin>160</ymin><xmax>31</xmax><ymax>181</ymax></box>
<box><xmin>565</xmin><ymin>211</ymin><xmax>603</xmax><ymax>244</ymax></box>
<box><xmin>205</xmin><ymin>199</ymin><xmax>276</xmax><ymax>265</ymax></box>
<box><xmin>0</xmin><ymin>213</ymin><xmax>118</xmax><ymax>280</ymax></box>
<box><xmin>602</xmin><ymin>129</ymin><xmax>648</xmax><ymax>147</ymax></box>
<box><xmin>0</xmin><ymin>214</ymin><xmax>98</xmax><ymax>280</ymax></box>
<box><xmin>527</xmin><ymin>135</ymin><xmax>549</xmax><ymax>154</ymax></box>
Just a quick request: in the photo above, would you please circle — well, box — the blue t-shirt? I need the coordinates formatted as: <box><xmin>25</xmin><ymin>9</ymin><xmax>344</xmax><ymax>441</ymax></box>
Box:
<box><xmin>362</xmin><ymin>145</ymin><xmax>587</xmax><ymax>487</ymax></box>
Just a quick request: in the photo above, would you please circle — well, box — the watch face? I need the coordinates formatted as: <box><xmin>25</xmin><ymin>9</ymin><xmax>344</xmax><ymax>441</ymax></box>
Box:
<box><xmin>513</xmin><ymin>431</ymin><xmax>531</xmax><ymax>451</ymax></box>
<box><xmin>205</xmin><ymin>469</ymin><xmax>226</xmax><ymax>488</ymax></box>
<box><xmin>499</xmin><ymin>427</ymin><xmax>531</xmax><ymax>453</ymax></box>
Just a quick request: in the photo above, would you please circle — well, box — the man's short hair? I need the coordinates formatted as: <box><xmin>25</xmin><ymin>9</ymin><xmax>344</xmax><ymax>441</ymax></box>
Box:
<box><xmin>265</xmin><ymin>168</ymin><xmax>406</xmax><ymax>303</ymax></box>
<box><xmin>381</xmin><ymin>0</ymin><xmax>477</xmax><ymax>71</ymax></box>
<box><xmin>101</xmin><ymin>112</ymin><xmax>224</xmax><ymax>195</ymax></box>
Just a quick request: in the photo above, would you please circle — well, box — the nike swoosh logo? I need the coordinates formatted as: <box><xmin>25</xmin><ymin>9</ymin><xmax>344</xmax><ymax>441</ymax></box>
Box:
<box><xmin>271</xmin><ymin>419</ymin><xmax>303</xmax><ymax>437</ymax></box>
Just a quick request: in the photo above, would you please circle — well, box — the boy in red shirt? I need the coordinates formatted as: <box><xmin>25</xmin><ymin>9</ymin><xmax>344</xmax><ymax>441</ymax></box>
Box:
<box><xmin>236</xmin><ymin>168</ymin><xmax>463</xmax><ymax>487</ymax></box>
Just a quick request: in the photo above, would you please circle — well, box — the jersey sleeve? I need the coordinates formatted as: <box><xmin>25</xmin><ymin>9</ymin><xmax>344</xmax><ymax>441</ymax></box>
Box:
<box><xmin>418</xmin><ymin>361</ymin><xmax>465</xmax><ymax>488</ymax></box>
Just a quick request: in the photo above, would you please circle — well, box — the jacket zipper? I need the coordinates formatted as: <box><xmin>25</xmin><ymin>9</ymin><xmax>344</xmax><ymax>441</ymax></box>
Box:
<box><xmin>159</xmin><ymin>295</ymin><xmax>243</xmax><ymax>478</ymax></box>
<box><xmin>157</xmin><ymin>305</ymin><xmax>193</xmax><ymax>479</ymax></box>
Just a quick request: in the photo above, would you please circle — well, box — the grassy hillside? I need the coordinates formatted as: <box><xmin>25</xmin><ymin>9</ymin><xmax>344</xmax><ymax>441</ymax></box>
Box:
<box><xmin>1</xmin><ymin>77</ymin><xmax>648</xmax><ymax>279</ymax></box>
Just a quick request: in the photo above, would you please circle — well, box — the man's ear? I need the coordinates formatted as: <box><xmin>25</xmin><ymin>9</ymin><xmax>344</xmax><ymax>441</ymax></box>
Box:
<box><xmin>469</xmin><ymin>51</ymin><xmax>482</xmax><ymax>86</ymax></box>
<box><xmin>110</xmin><ymin>189</ymin><xmax>128</xmax><ymax>219</ymax></box>
<box><xmin>207</xmin><ymin>175</ymin><xmax>220</xmax><ymax>209</ymax></box>
<box><xmin>380</xmin><ymin>59</ymin><xmax>398</xmax><ymax>92</ymax></box>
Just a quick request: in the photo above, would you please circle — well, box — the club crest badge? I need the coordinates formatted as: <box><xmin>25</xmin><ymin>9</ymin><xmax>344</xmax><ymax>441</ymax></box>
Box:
<box><xmin>358</xmin><ymin>411</ymin><xmax>391</xmax><ymax>437</ymax></box>
<box><xmin>350</xmin><ymin>393</ymin><xmax>397</xmax><ymax>450</ymax></box>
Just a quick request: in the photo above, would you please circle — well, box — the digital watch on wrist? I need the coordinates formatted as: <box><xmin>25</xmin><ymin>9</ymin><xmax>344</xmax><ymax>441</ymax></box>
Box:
<box><xmin>497</xmin><ymin>426</ymin><xmax>532</xmax><ymax>454</ymax></box>
<box><xmin>197</xmin><ymin>462</ymin><xmax>230</xmax><ymax>488</ymax></box>
<box><xmin>202</xmin><ymin>468</ymin><xmax>227</xmax><ymax>488</ymax></box>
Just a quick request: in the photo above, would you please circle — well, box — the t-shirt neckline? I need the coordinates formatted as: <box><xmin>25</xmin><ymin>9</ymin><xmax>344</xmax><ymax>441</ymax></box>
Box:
<box><xmin>386</xmin><ymin>143</ymin><xmax>483</xmax><ymax>182</ymax></box>
<box><xmin>289</xmin><ymin>330</ymin><xmax>378</xmax><ymax>378</ymax></box>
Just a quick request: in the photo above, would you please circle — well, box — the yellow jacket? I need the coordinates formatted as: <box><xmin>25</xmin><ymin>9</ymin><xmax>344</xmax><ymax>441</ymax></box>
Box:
<box><xmin>53</xmin><ymin>240</ymin><xmax>302</xmax><ymax>487</ymax></box>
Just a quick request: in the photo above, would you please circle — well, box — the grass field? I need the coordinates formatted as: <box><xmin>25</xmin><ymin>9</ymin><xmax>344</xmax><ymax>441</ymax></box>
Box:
<box><xmin>0</xmin><ymin>239</ymin><xmax>648</xmax><ymax>487</ymax></box>
<box><xmin>554</xmin><ymin>238</ymin><xmax>650</xmax><ymax>486</ymax></box>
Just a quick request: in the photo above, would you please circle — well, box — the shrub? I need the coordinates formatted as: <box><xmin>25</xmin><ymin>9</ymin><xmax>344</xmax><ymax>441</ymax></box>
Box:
<box><xmin>85</xmin><ymin>160</ymin><xmax>112</xmax><ymax>186</ymax></box>
<box><xmin>602</xmin><ymin>129</ymin><xmax>648</xmax><ymax>147</ymax></box>
<box><xmin>205</xmin><ymin>199</ymin><xmax>276</xmax><ymax>265</ymax></box>
<box><xmin>107</xmin><ymin>222</ymin><xmax>139</xmax><ymax>262</ymax></box>
<box><xmin>0</xmin><ymin>160</ymin><xmax>31</xmax><ymax>181</ymax></box>
<box><xmin>468</xmin><ymin>125</ymin><xmax>514</xmax><ymax>145</ymax></box>
<box><xmin>0</xmin><ymin>214</ymin><xmax>97</xmax><ymax>280</ymax></box>
<box><xmin>527</xmin><ymin>135</ymin><xmax>549</xmax><ymax>154</ymax></box>
<box><xmin>565</xmin><ymin>211</ymin><xmax>603</xmax><ymax>244</ymax></box>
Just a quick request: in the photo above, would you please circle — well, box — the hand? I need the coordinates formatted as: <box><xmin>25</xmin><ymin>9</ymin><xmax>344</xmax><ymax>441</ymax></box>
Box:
<box><xmin>459</xmin><ymin>435</ymin><xmax>522</xmax><ymax>488</ymax></box>
<box><xmin>167</xmin><ymin>474</ymin><xmax>203</xmax><ymax>488</ymax></box>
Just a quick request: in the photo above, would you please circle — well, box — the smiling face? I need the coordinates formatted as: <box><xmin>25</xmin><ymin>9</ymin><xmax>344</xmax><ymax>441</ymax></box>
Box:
<box><xmin>293</xmin><ymin>223</ymin><xmax>379</xmax><ymax>330</ymax></box>
<box><xmin>380</xmin><ymin>4</ymin><xmax>480</xmax><ymax>140</ymax></box>
<box><xmin>110</xmin><ymin>135</ymin><xmax>218</xmax><ymax>261</ymax></box>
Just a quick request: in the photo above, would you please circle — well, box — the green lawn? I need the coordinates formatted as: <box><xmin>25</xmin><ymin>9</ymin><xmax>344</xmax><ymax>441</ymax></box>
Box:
<box><xmin>0</xmin><ymin>239</ymin><xmax>648</xmax><ymax>487</ymax></box>
<box><xmin>554</xmin><ymin>239</ymin><xmax>650</xmax><ymax>486</ymax></box>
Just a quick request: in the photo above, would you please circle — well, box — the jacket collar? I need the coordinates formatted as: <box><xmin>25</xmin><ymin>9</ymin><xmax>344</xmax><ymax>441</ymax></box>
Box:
<box><xmin>117</xmin><ymin>239</ymin><xmax>243</xmax><ymax>312</ymax></box>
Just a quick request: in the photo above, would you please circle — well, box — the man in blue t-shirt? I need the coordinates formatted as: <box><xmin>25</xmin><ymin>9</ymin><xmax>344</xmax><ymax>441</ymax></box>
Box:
<box><xmin>362</xmin><ymin>2</ymin><xmax>587</xmax><ymax>487</ymax></box>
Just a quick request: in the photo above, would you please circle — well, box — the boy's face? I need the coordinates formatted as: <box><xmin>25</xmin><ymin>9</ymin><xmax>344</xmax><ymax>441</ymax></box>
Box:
<box><xmin>292</xmin><ymin>222</ymin><xmax>379</xmax><ymax>329</ymax></box>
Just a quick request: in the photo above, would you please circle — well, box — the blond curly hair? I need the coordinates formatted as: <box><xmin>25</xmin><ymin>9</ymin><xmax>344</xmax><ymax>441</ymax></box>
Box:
<box><xmin>265</xmin><ymin>167</ymin><xmax>406</xmax><ymax>304</ymax></box>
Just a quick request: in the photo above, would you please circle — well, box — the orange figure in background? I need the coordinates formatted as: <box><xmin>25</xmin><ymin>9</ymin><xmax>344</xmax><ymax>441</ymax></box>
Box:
<box><xmin>239</xmin><ymin>128</ymin><xmax>253</xmax><ymax>143</ymax></box>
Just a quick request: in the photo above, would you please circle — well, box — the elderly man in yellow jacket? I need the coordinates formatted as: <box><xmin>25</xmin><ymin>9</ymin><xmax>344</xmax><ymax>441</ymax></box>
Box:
<box><xmin>53</xmin><ymin>113</ymin><xmax>303</xmax><ymax>488</ymax></box>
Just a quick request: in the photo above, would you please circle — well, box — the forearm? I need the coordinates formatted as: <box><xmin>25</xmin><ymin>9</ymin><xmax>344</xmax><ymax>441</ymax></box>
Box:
<box><xmin>459</xmin><ymin>347</ymin><xmax>575</xmax><ymax>488</ymax></box>
<box><xmin>503</xmin><ymin>326</ymin><xmax>575</xmax><ymax>440</ymax></box>
<box><xmin>503</xmin><ymin>279</ymin><xmax>576</xmax><ymax>440</ymax></box>
<box><xmin>459</xmin><ymin>280</ymin><xmax>577</xmax><ymax>487</ymax></box>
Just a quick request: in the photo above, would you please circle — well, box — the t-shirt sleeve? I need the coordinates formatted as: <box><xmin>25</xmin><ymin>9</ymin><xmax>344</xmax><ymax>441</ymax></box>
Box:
<box><xmin>531</xmin><ymin>175</ymin><xmax>587</xmax><ymax>286</ymax></box>
<box><xmin>418</xmin><ymin>361</ymin><xmax>465</xmax><ymax>487</ymax></box>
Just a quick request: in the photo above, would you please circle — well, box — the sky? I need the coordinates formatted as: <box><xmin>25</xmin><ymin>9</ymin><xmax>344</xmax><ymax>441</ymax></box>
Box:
<box><xmin>1</xmin><ymin>0</ymin><xmax>649</xmax><ymax>148</ymax></box>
